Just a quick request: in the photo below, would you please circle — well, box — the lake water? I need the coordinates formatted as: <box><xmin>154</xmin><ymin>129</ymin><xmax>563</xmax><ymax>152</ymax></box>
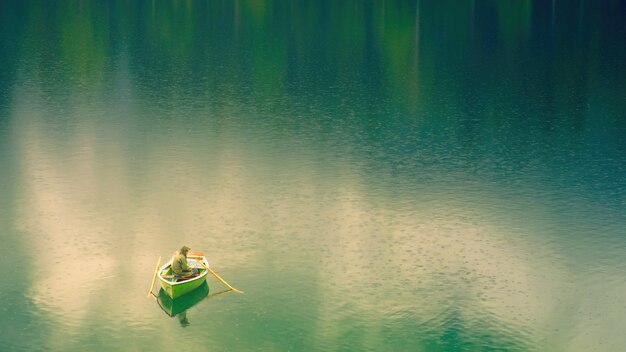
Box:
<box><xmin>1</xmin><ymin>1</ymin><xmax>625</xmax><ymax>351</ymax></box>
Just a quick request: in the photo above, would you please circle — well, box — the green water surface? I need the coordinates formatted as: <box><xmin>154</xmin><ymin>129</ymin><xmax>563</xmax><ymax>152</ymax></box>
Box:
<box><xmin>1</xmin><ymin>1</ymin><xmax>625</xmax><ymax>351</ymax></box>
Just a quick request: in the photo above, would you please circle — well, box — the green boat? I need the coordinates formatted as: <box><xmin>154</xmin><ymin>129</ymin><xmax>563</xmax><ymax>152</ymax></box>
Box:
<box><xmin>157</xmin><ymin>255</ymin><xmax>210</xmax><ymax>299</ymax></box>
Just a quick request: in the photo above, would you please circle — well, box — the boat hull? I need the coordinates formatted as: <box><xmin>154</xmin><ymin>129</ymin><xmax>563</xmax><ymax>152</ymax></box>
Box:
<box><xmin>157</xmin><ymin>256</ymin><xmax>210</xmax><ymax>299</ymax></box>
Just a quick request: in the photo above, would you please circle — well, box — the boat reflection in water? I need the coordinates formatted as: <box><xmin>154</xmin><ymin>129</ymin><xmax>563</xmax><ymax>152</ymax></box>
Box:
<box><xmin>156</xmin><ymin>282</ymin><xmax>230</xmax><ymax>327</ymax></box>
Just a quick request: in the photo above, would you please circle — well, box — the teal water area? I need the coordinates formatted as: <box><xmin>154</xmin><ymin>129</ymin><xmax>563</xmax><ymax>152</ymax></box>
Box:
<box><xmin>1</xmin><ymin>1</ymin><xmax>625</xmax><ymax>351</ymax></box>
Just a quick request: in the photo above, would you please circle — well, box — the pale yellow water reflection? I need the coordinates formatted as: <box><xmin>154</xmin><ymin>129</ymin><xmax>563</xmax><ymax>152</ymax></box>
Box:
<box><xmin>10</xmin><ymin>81</ymin><xmax>625</xmax><ymax>351</ymax></box>
<box><xmin>2</xmin><ymin>1</ymin><xmax>625</xmax><ymax>349</ymax></box>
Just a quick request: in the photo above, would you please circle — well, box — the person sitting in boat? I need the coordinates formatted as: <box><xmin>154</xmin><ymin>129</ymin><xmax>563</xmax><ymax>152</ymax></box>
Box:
<box><xmin>171</xmin><ymin>245</ymin><xmax>198</xmax><ymax>279</ymax></box>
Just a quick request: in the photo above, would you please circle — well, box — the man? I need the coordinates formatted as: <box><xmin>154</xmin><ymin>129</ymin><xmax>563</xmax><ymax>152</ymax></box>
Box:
<box><xmin>171</xmin><ymin>245</ymin><xmax>198</xmax><ymax>278</ymax></box>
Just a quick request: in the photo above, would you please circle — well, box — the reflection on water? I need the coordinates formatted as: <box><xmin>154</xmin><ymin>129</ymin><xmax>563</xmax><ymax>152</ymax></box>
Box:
<box><xmin>155</xmin><ymin>282</ymin><xmax>233</xmax><ymax>328</ymax></box>
<box><xmin>1</xmin><ymin>0</ymin><xmax>625</xmax><ymax>351</ymax></box>
<box><xmin>157</xmin><ymin>282</ymin><xmax>210</xmax><ymax>319</ymax></box>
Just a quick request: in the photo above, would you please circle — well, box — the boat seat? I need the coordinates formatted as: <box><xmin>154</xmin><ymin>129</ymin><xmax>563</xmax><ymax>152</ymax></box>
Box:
<box><xmin>162</xmin><ymin>274</ymin><xmax>195</xmax><ymax>282</ymax></box>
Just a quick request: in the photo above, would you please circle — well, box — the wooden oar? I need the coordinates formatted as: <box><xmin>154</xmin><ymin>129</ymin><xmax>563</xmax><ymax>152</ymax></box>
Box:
<box><xmin>197</xmin><ymin>260</ymin><xmax>244</xmax><ymax>294</ymax></box>
<box><xmin>188</xmin><ymin>252</ymin><xmax>243</xmax><ymax>294</ymax></box>
<box><xmin>147</xmin><ymin>256</ymin><xmax>162</xmax><ymax>298</ymax></box>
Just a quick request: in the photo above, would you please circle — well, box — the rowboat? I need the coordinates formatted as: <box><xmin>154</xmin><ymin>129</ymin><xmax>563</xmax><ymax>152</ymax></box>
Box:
<box><xmin>157</xmin><ymin>255</ymin><xmax>210</xmax><ymax>299</ymax></box>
